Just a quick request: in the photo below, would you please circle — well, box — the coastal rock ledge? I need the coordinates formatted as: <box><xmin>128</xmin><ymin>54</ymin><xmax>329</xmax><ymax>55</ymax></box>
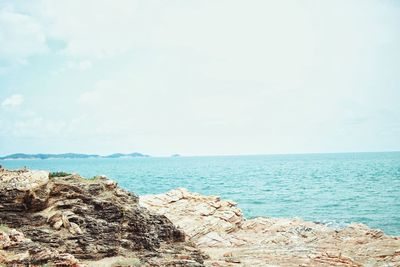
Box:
<box><xmin>140</xmin><ymin>188</ymin><xmax>400</xmax><ymax>267</ymax></box>
<box><xmin>1</xmin><ymin>168</ymin><xmax>399</xmax><ymax>267</ymax></box>
<box><xmin>0</xmin><ymin>169</ymin><xmax>205</xmax><ymax>266</ymax></box>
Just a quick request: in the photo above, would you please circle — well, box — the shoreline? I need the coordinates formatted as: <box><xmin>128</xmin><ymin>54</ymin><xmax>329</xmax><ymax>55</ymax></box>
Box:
<box><xmin>1</xmin><ymin>168</ymin><xmax>399</xmax><ymax>266</ymax></box>
<box><xmin>140</xmin><ymin>188</ymin><xmax>400</xmax><ymax>266</ymax></box>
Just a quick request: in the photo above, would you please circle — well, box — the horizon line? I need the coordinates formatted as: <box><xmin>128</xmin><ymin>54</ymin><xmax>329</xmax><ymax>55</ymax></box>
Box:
<box><xmin>1</xmin><ymin>150</ymin><xmax>400</xmax><ymax>159</ymax></box>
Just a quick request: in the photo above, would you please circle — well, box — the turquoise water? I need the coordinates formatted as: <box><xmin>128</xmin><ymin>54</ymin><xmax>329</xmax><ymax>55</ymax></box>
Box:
<box><xmin>1</xmin><ymin>152</ymin><xmax>400</xmax><ymax>235</ymax></box>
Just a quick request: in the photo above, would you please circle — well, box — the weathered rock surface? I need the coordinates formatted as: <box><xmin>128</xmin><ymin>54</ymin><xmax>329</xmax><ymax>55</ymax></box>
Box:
<box><xmin>2</xmin><ymin>168</ymin><xmax>399</xmax><ymax>266</ymax></box>
<box><xmin>0</xmin><ymin>169</ymin><xmax>205</xmax><ymax>266</ymax></box>
<box><xmin>140</xmin><ymin>188</ymin><xmax>400</xmax><ymax>266</ymax></box>
<box><xmin>0</xmin><ymin>227</ymin><xmax>80</xmax><ymax>266</ymax></box>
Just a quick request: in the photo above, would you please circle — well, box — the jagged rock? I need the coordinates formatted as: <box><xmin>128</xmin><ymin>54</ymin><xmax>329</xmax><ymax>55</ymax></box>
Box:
<box><xmin>0</xmin><ymin>169</ymin><xmax>206</xmax><ymax>266</ymax></box>
<box><xmin>0</xmin><ymin>228</ymin><xmax>80</xmax><ymax>266</ymax></box>
<box><xmin>140</xmin><ymin>188</ymin><xmax>400</xmax><ymax>267</ymax></box>
<box><xmin>141</xmin><ymin>188</ymin><xmax>244</xmax><ymax>248</ymax></box>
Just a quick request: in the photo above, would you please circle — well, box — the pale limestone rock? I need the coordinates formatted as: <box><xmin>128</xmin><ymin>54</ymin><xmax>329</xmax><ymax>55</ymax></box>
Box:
<box><xmin>105</xmin><ymin>180</ymin><xmax>117</xmax><ymax>188</ymax></box>
<box><xmin>140</xmin><ymin>188</ymin><xmax>400</xmax><ymax>267</ymax></box>
<box><xmin>0</xmin><ymin>169</ymin><xmax>49</xmax><ymax>191</ymax></box>
<box><xmin>197</xmin><ymin>232</ymin><xmax>230</xmax><ymax>247</ymax></box>
<box><xmin>0</xmin><ymin>231</ymin><xmax>11</xmax><ymax>249</ymax></box>
<box><xmin>194</xmin><ymin>202</ymin><xmax>216</xmax><ymax>216</ymax></box>
<box><xmin>69</xmin><ymin>222</ymin><xmax>83</xmax><ymax>235</ymax></box>
<box><xmin>53</xmin><ymin>220</ymin><xmax>63</xmax><ymax>230</ymax></box>
<box><xmin>62</xmin><ymin>214</ymin><xmax>71</xmax><ymax>229</ymax></box>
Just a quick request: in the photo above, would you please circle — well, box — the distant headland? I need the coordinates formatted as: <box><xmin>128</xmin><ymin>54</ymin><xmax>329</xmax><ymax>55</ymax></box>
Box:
<box><xmin>0</xmin><ymin>152</ymin><xmax>150</xmax><ymax>160</ymax></box>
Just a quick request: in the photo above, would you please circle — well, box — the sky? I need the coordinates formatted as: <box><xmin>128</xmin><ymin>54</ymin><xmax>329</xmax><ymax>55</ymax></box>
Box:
<box><xmin>0</xmin><ymin>0</ymin><xmax>399</xmax><ymax>156</ymax></box>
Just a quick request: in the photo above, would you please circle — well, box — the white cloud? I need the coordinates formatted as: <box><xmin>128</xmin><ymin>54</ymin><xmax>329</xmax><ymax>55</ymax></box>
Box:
<box><xmin>77</xmin><ymin>60</ymin><xmax>92</xmax><ymax>71</ymax></box>
<box><xmin>35</xmin><ymin>0</ymin><xmax>399</xmax><ymax>87</ymax></box>
<box><xmin>67</xmin><ymin>60</ymin><xmax>92</xmax><ymax>71</ymax></box>
<box><xmin>38</xmin><ymin>0</ymin><xmax>142</xmax><ymax>57</ymax></box>
<box><xmin>1</xmin><ymin>1</ymin><xmax>400</xmax><ymax>155</ymax></box>
<box><xmin>1</xmin><ymin>94</ymin><xmax>24</xmax><ymax>108</ymax></box>
<box><xmin>0</xmin><ymin>7</ymin><xmax>47</xmax><ymax>62</ymax></box>
<box><xmin>51</xmin><ymin>60</ymin><xmax>93</xmax><ymax>75</ymax></box>
<box><xmin>11</xmin><ymin>117</ymin><xmax>67</xmax><ymax>137</ymax></box>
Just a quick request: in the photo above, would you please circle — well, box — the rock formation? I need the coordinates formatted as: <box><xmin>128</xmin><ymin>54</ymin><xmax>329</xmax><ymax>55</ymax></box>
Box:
<box><xmin>0</xmin><ymin>227</ymin><xmax>80</xmax><ymax>266</ymax></box>
<box><xmin>140</xmin><ymin>188</ymin><xmax>400</xmax><ymax>266</ymax></box>
<box><xmin>0</xmin><ymin>169</ymin><xmax>205</xmax><ymax>266</ymax></box>
<box><xmin>2</xmin><ymin>168</ymin><xmax>399</xmax><ymax>266</ymax></box>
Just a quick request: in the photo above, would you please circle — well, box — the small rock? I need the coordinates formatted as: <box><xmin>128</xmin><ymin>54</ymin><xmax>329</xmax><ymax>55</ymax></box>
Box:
<box><xmin>223</xmin><ymin>252</ymin><xmax>232</xmax><ymax>257</ymax></box>
<box><xmin>69</xmin><ymin>222</ymin><xmax>83</xmax><ymax>235</ymax></box>
<box><xmin>62</xmin><ymin>214</ymin><xmax>71</xmax><ymax>229</ymax></box>
<box><xmin>225</xmin><ymin>257</ymin><xmax>241</xmax><ymax>263</ymax></box>
<box><xmin>53</xmin><ymin>220</ymin><xmax>63</xmax><ymax>230</ymax></box>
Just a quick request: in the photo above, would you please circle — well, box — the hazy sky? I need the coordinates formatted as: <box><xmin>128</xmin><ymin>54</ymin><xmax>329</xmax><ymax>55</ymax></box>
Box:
<box><xmin>0</xmin><ymin>0</ymin><xmax>399</xmax><ymax>156</ymax></box>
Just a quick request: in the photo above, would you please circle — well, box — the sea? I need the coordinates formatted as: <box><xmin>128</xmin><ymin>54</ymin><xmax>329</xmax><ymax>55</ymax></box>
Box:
<box><xmin>1</xmin><ymin>152</ymin><xmax>399</xmax><ymax>235</ymax></box>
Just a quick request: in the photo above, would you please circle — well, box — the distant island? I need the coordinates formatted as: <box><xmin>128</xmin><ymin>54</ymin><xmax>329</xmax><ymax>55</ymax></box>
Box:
<box><xmin>0</xmin><ymin>152</ymin><xmax>150</xmax><ymax>160</ymax></box>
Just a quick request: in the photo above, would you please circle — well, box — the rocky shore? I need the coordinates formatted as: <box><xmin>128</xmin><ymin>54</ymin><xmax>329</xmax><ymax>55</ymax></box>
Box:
<box><xmin>0</xmin><ymin>169</ymin><xmax>205</xmax><ymax>266</ymax></box>
<box><xmin>141</xmin><ymin>189</ymin><xmax>400</xmax><ymax>266</ymax></box>
<box><xmin>1</xmin><ymin>168</ymin><xmax>399</xmax><ymax>266</ymax></box>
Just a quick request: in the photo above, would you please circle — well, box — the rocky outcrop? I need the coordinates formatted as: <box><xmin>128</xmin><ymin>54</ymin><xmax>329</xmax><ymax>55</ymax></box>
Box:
<box><xmin>0</xmin><ymin>227</ymin><xmax>79</xmax><ymax>266</ymax></box>
<box><xmin>2</xmin><ymin>168</ymin><xmax>399</xmax><ymax>266</ymax></box>
<box><xmin>140</xmin><ymin>188</ymin><xmax>400</xmax><ymax>266</ymax></box>
<box><xmin>0</xmin><ymin>169</ymin><xmax>205</xmax><ymax>266</ymax></box>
